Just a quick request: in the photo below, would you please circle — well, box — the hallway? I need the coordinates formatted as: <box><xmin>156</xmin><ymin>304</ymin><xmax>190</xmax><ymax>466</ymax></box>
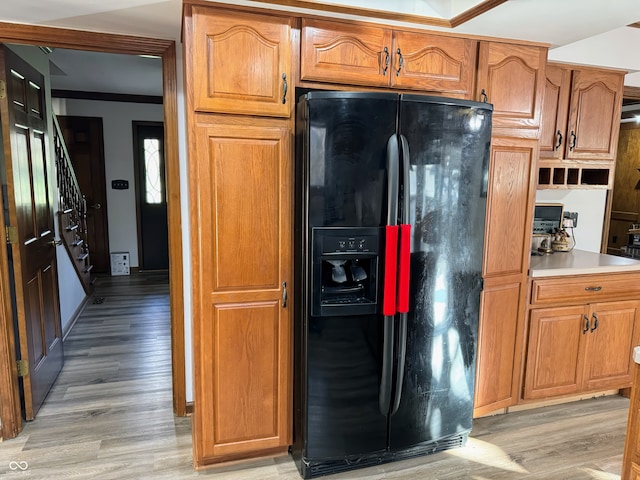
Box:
<box><xmin>0</xmin><ymin>272</ymin><xmax>631</xmax><ymax>479</ymax></box>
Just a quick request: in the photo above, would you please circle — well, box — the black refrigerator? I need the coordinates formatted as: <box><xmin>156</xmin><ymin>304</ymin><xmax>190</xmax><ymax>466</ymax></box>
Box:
<box><xmin>292</xmin><ymin>91</ymin><xmax>493</xmax><ymax>478</ymax></box>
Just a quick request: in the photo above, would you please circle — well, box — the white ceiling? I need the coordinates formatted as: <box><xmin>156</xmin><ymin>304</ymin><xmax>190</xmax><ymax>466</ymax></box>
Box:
<box><xmin>0</xmin><ymin>0</ymin><xmax>639</xmax><ymax>96</ymax></box>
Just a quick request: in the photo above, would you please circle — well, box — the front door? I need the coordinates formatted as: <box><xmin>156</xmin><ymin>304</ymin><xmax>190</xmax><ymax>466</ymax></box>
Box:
<box><xmin>0</xmin><ymin>46</ymin><xmax>63</xmax><ymax>420</ymax></box>
<box><xmin>57</xmin><ymin>116</ymin><xmax>110</xmax><ymax>273</ymax></box>
<box><xmin>133</xmin><ymin>122</ymin><xmax>168</xmax><ymax>270</ymax></box>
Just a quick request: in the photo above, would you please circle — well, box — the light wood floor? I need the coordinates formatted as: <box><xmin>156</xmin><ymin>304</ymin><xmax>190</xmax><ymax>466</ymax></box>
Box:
<box><xmin>0</xmin><ymin>272</ymin><xmax>630</xmax><ymax>478</ymax></box>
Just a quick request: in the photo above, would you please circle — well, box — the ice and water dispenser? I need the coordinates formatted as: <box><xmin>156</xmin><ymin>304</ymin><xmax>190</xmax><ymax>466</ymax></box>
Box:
<box><xmin>311</xmin><ymin>227</ymin><xmax>380</xmax><ymax>316</ymax></box>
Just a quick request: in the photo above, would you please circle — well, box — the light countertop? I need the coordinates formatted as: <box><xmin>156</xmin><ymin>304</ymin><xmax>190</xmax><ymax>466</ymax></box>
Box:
<box><xmin>635</xmin><ymin>346</ymin><xmax>640</xmax><ymax>365</ymax></box>
<box><xmin>529</xmin><ymin>249</ymin><xmax>640</xmax><ymax>278</ymax></box>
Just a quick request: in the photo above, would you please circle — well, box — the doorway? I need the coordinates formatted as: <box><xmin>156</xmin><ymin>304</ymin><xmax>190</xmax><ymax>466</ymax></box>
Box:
<box><xmin>0</xmin><ymin>26</ymin><xmax>185</xmax><ymax>440</ymax></box>
<box><xmin>133</xmin><ymin>121</ymin><xmax>168</xmax><ymax>271</ymax></box>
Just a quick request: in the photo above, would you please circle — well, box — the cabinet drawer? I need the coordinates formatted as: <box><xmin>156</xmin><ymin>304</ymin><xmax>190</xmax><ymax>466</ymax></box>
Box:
<box><xmin>530</xmin><ymin>273</ymin><xmax>640</xmax><ymax>305</ymax></box>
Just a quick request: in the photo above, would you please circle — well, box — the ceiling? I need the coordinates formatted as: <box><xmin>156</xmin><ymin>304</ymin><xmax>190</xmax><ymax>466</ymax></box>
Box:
<box><xmin>1</xmin><ymin>0</ymin><xmax>640</xmax><ymax>96</ymax></box>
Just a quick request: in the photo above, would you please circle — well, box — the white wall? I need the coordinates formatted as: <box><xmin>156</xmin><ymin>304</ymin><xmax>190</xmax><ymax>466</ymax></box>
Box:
<box><xmin>60</xmin><ymin>99</ymin><xmax>164</xmax><ymax>268</ymax></box>
<box><xmin>535</xmin><ymin>189</ymin><xmax>608</xmax><ymax>253</ymax></box>
<box><xmin>6</xmin><ymin>45</ymin><xmax>86</xmax><ymax>333</ymax></box>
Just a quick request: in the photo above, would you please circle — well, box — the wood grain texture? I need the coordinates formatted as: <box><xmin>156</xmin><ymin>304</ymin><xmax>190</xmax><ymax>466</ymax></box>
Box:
<box><xmin>191</xmin><ymin>119</ymin><xmax>293</xmax><ymax>466</ymax></box>
<box><xmin>539</xmin><ymin>64</ymin><xmax>571</xmax><ymax>159</ymax></box>
<box><xmin>566</xmin><ymin>68</ymin><xmax>624</xmax><ymax>161</ymax></box>
<box><xmin>300</xmin><ymin>19</ymin><xmax>391</xmax><ymax>87</ymax></box>
<box><xmin>530</xmin><ymin>272</ymin><xmax>640</xmax><ymax>306</ymax></box>
<box><xmin>476</xmin><ymin>42</ymin><xmax>546</xmax><ymax>130</ymax></box>
<box><xmin>523</xmin><ymin>305</ymin><xmax>587</xmax><ymax>400</ymax></box>
<box><xmin>190</xmin><ymin>6</ymin><xmax>293</xmax><ymax>117</ymax></box>
<box><xmin>0</xmin><ymin>22</ymin><xmax>186</xmax><ymax>430</ymax></box>
<box><xmin>474</xmin><ymin>278</ymin><xmax>523</xmax><ymax>415</ymax></box>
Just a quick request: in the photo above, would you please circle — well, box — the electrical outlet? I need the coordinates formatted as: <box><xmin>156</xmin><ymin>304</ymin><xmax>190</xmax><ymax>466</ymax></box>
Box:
<box><xmin>563</xmin><ymin>211</ymin><xmax>578</xmax><ymax>228</ymax></box>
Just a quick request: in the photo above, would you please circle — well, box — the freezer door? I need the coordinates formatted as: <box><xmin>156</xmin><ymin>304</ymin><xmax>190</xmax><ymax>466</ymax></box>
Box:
<box><xmin>389</xmin><ymin>97</ymin><xmax>492</xmax><ymax>451</ymax></box>
<box><xmin>304</xmin><ymin>314</ymin><xmax>388</xmax><ymax>461</ymax></box>
<box><xmin>303</xmin><ymin>91</ymin><xmax>398</xmax><ymax>228</ymax></box>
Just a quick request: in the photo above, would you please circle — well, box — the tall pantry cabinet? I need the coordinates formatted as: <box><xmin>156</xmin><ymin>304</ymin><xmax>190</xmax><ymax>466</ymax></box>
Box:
<box><xmin>184</xmin><ymin>5</ymin><xmax>294</xmax><ymax>468</ymax></box>
<box><xmin>473</xmin><ymin>41</ymin><xmax>546</xmax><ymax>417</ymax></box>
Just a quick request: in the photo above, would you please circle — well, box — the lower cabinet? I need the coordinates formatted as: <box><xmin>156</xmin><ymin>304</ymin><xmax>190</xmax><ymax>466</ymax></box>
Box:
<box><xmin>191</xmin><ymin>119</ymin><xmax>293</xmax><ymax>466</ymax></box>
<box><xmin>523</xmin><ymin>301</ymin><xmax>640</xmax><ymax>400</ymax></box>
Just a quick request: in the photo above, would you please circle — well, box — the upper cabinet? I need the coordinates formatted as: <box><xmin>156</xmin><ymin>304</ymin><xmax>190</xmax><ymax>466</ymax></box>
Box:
<box><xmin>475</xmin><ymin>42</ymin><xmax>547</xmax><ymax>133</ymax></box>
<box><xmin>540</xmin><ymin>64</ymin><xmax>624</xmax><ymax>162</ymax></box>
<box><xmin>300</xmin><ymin>18</ymin><xmax>477</xmax><ymax>98</ymax></box>
<box><xmin>189</xmin><ymin>6</ymin><xmax>293</xmax><ymax>117</ymax></box>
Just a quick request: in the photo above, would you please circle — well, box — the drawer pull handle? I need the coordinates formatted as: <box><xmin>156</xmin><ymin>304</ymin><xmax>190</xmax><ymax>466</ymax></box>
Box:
<box><xmin>582</xmin><ymin>314</ymin><xmax>590</xmax><ymax>334</ymax></box>
<box><xmin>584</xmin><ymin>286</ymin><xmax>602</xmax><ymax>292</ymax></box>
<box><xmin>591</xmin><ymin>312</ymin><xmax>599</xmax><ymax>332</ymax></box>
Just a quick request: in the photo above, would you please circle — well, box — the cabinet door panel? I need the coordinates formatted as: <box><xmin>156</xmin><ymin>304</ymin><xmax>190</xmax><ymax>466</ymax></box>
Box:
<box><xmin>391</xmin><ymin>31</ymin><xmax>476</xmax><ymax>97</ymax></box>
<box><xmin>193</xmin><ymin>122</ymin><xmax>292</xmax><ymax>463</ymax></box>
<box><xmin>474</xmin><ymin>280</ymin><xmax>523</xmax><ymax>415</ymax></box>
<box><xmin>539</xmin><ymin>64</ymin><xmax>571</xmax><ymax>159</ymax></box>
<box><xmin>565</xmin><ymin>69</ymin><xmax>623</xmax><ymax>160</ymax></box>
<box><xmin>476</xmin><ymin>42</ymin><xmax>546</xmax><ymax>130</ymax></box>
<box><xmin>583</xmin><ymin>301</ymin><xmax>639</xmax><ymax>390</ymax></box>
<box><xmin>191</xmin><ymin>7</ymin><xmax>292</xmax><ymax>117</ymax></box>
<box><xmin>483</xmin><ymin>137</ymin><xmax>537</xmax><ymax>277</ymax></box>
<box><xmin>523</xmin><ymin>305</ymin><xmax>587</xmax><ymax>400</ymax></box>
<box><xmin>301</xmin><ymin>19</ymin><xmax>391</xmax><ymax>87</ymax></box>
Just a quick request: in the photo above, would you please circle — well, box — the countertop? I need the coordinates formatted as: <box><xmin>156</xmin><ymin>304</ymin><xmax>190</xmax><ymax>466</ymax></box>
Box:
<box><xmin>635</xmin><ymin>346</ymin><xmax>640</xmax><ymax>365</ymax></box>
<box><xmin>529</xmin><ymin>249</ymin><xmax>640</xmax><ymax>278</ymax></box>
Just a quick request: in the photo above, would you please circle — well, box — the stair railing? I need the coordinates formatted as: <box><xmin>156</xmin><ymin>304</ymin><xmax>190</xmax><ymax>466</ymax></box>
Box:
<box><xmin>52</xmin><ymin>114</ymin><xmax>93</xmax><ymax>292</ymax></box>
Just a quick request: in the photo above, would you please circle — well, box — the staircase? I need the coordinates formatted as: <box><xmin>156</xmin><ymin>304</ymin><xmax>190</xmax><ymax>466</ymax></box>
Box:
<box><xmin>52</xmin><ymin>114</ymin><xmax>94</xmax><ymax>293</ymax></box>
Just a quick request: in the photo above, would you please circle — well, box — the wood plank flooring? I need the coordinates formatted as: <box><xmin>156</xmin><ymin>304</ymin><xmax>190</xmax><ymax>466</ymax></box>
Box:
<box><xmin>0</xmin><ymin>272</ymin><xmax>631</xmax><ymax>478</ymax></box>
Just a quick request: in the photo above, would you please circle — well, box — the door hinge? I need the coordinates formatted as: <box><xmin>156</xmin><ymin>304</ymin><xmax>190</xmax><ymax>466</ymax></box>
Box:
<box><xmin>16</xmin><ymin>359</ymin><xmax>28</xmax><ymax>377</ymax></box>
<box><xmin>0</xmin><ymin>80</ymin><xmax>5</xmax><ymax>100</ymax></box>
<box><xmin>5</xmin><ymin>226</ymin><xmax>17</xmax><ymax>244</ymax></box>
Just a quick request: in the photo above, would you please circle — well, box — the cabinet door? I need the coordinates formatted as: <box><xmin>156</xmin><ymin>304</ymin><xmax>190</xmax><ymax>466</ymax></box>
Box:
<box><xmin>192</xmin><ymin>122</ymin><xmax>292</xmax><ymax>463</ymax></box>
<box><xmin>300</xmin><ymin>18</ymin><xmax>392</xmax><ymax>87</ymax></box>
<box><xmin>565</xmin><ymin>69</ymin><xmax>624</xmax><ymax>161</ymax></box>
<box><xmin>190</xmin><ymin>6</ymin><xmax>292</xmax><ymax>117</ymax></box>
<box><xmin>539</xmin><ymin>64</ymin><xmax>571</xmax><ymax>159</ymax></box>
<box><xmin>523</xmin><ymin>305</ymin><xmax>588</xmax><ymax>400</ymax></box>
<box><xmin>483</xmin><ymin>137</ymin><xmax>538</xmax><ymax>278</ymax></box>
<box><xmin>391</xmin><ymin>30</ymin><xmax>476</xmax><ymax>97</ymax></box>
<box><xmin>583</xmin><ymin>301</ymin><xmax>640</xmax><ymax>391</ymax></box>
<box><xmin>474</xmin><ymin>279</ymin><xmax>524</xmax><ymax>416</ymax></box>
<box><xmin>476</xmin><ymin>42</ymin><xmax>546</xmax><ymax>131</ymax></box>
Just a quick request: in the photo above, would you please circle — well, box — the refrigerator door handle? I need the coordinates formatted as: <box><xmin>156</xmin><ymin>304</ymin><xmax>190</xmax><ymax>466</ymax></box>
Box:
<box><xmin>391</xmin><ymin>312</ymin><xmax>408</xmax><ymax>415</ymax></box>
<box><xmin>379</xmin><ymin>315</ymin><xmax>395</xmax><ymax>415</ymax></box>
<box><xmin>383</xmin><ymin>134</ymin><xmax>400</xmax><ymax>317</ymax></box>
<box><xmin>391</xmin><ymin>135</ymin><xmax>411</xmax><ymax>415</ymax></box>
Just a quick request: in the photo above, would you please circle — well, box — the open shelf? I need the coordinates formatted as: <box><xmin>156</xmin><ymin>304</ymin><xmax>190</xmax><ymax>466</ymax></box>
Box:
<box><xmin>537</xmin><ymin>162</ymin><xmax>612</xmax><ymax>189</ymax></box>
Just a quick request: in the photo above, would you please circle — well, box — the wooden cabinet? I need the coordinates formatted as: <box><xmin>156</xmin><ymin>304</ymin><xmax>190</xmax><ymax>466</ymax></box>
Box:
<box><xmin>475</xmin><ymin>42</ymin><xmax>547</xmax><ymax>133</ymax></box>
<box><xmin>189</xmin><ymin>6</ymin><xmax>292</xmax><ymax>117</ymax></box>
<box><xmin>190</xmin><ymin>119</ymin><xmax>293</xmax><ymax>465</ymax></box>
<box><xmin>473</xmin><ymin>42</ymin><xmax>547</xmax><ymax>416</ymax></box>
<box><xmin>540</xmin><ymin>65</ymin><xmax>623</xmax><ymax>161</ymax></box>
<box><xmin>301</xmin><ymin>18</ymin><xmax>477</xmax><ymax>97</ymax></box>
<box><xmin>185</xmin><ymin>3</ymin><xmax>294</xmax><ymax>468</ymax></box>
<box><xmin>524</xmin><ymin>273</ymin><xmax>640</xmax><ymax>402</ymax></box>
<box><xmin>473</xmin><ymin>136</ymin><xmax>539</xmax><ymax>416</ymax></box>
<box><xmin>538</xmin><ymin>64</ymin><xmax>624</xmax><ymax>189</ymax></box>
<box><xmin>524</xmin><ymin>301</ymin><xmax>639</xmax><ymax>400</ymax></box>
